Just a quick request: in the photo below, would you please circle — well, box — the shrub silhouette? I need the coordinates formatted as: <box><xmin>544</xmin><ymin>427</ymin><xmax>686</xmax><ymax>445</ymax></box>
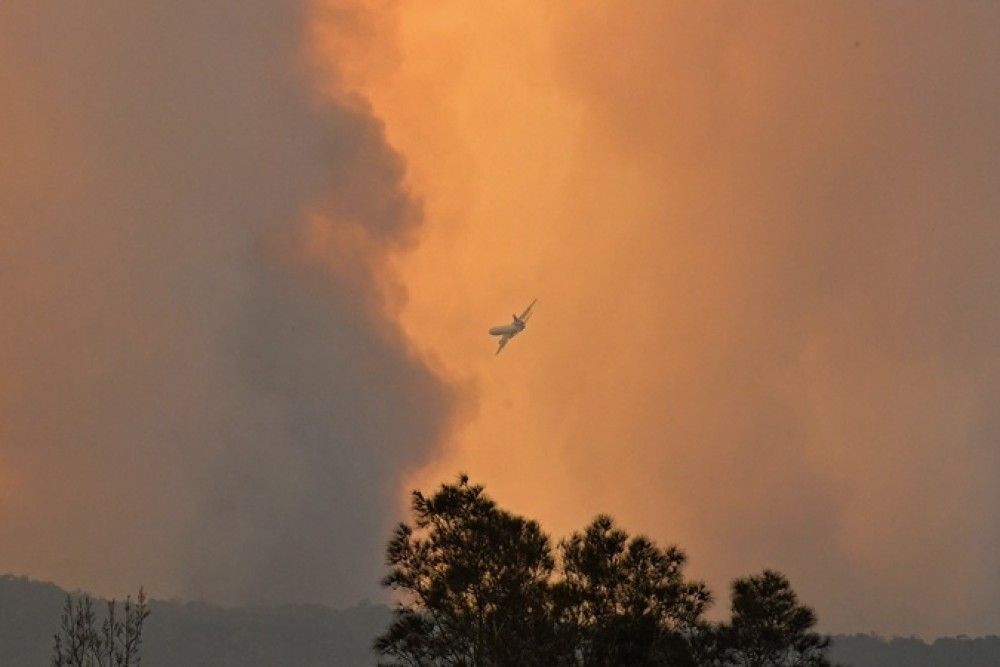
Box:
<box><xmin>51</xmin><ymin>589</ymin><xmax>149</xmax><ymax>667</ymax></box>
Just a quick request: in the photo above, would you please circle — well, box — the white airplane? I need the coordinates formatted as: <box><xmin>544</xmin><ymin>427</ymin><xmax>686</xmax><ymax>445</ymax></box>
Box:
<box><xmin>489</xmin><ymin>299</ymin><xmax>537</xmax><ymax>355</ymax></box>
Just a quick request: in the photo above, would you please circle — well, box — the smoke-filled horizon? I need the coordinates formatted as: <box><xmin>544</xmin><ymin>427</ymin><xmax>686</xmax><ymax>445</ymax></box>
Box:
<box><xmin>1</xmin><ymin>0</ymin><xmax>998</xmax><ymax>640</ymax></box>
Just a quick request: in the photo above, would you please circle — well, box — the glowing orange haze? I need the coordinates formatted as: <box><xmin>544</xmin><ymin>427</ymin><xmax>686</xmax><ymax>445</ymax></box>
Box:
<box><xmin>318</xmin><ymin>1</ymin><xmax>1000</xmax><ymax>636</ymax></box>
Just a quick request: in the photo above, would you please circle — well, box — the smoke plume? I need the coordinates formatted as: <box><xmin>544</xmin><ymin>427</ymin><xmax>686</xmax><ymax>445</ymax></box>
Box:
<box><xmin>0</xmin><ymin>1</ymin><xmax>454</xmax><ymax>607</ymax></box>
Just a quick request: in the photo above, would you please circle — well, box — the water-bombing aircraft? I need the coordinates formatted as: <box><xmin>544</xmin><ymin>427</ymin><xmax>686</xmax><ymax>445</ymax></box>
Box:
<box><xmin>489</xmin><ymin>299</ymin><xmax>537</xmax><ymax>355</ymax></box>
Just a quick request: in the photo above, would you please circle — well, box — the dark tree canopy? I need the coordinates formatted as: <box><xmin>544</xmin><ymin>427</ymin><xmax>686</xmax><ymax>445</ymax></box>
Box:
<box><xmin>375</xmin><ymin>475</ymin><xmax>829</xmax><ymax>667</ymax></box>
<box><xmin>555</xmin><ymin>515</ymin><xmax>711</xmax><ymax>666</ymax></box>
<box><xmin>715</xmin><ymin>570</ymin><xmax>834</xmax><ymax>667</ymax></box>
<box><xmin>377</xmin><ymin>476</ymin><xmax>835</xmax><ymax>667</ymax></box>
<box><xmin>376</xmin><ymin>475</ymin><xmax>558</xmax><ymax>666</ymax></box>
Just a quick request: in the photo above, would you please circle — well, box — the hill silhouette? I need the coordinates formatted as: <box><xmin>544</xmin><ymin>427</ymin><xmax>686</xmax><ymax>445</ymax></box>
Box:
<box><xmin>0</xmin><ymin>575</ymin><xmax>388</xmax><ymax>666</ymax></box>
<box><xmin>830</xmin><ymin>633</ymin><xmax>1000</xmax><ymax>667</ymax></box>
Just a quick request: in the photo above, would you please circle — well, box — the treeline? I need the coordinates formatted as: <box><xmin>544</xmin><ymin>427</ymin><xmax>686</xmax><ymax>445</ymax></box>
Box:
<box><xmin>1</xmin><ymin>574</ymin><xmax>999</xmax><ymax>665</ymax></box>
<box><xmin>375</xmin><ymin>475</ymin><xmax>833</xmax><ymax>666</ymax></box>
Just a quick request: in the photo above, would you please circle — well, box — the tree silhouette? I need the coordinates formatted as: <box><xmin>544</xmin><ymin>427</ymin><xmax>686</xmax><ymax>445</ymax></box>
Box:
<box><xmin>375</xmin><ymin>476</ymin><xmax>836</xmax><ymax>667</ymax></box>
<box><xmin>376</xmin><ymin>475</ymin><xmax>558</xmax><ymax>666</ymax></box>
<box><xmin>51</xmin><ymin>589</ymin><xmax>149</xmax><ymax>667</ymax></box>
<box><xmin>714</xmin><ymin>570</ymin><xmax>834</xmax><ymax>667</ymax></box>
<box><xmin>555</xmin><ymin>515</ymin><xmax>711</xmax><ymax>666</ymax></box>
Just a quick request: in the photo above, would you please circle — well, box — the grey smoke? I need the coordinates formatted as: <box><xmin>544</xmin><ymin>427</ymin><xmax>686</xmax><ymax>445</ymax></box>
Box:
<box><xmin>0</xmin><ymin>1</ymin><xmax>454</xmax><ymax>607</ymax></box>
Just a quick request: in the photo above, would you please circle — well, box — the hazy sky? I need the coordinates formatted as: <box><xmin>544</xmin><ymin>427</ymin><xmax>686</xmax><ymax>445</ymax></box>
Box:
<box><xmin>2</xmin><ymin>1</ymin><xmax>998</xmax><ymax>638</ymax></box>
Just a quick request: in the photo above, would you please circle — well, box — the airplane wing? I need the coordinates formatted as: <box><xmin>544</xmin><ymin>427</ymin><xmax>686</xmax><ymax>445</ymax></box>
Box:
<box><xmin>496</xmin><ymin>334</ymin><xmax>511</xmax><ymax>355</ymax></box>
<box><xmin>518</xmin><ymin>298</ymin><xmax>538</xmax><ymax>323</ymax></box>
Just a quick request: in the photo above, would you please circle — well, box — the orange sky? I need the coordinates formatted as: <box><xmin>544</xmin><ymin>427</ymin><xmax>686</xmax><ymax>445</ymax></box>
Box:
<box><xmin>318</xmin><ymin>0</ymin><xmax>1000</xmax><ymax>636</ymax></box>
<box><xmin>0</xmin><ymin>1</ymin><xmax>997</xmax><ymax>639</ymax></box>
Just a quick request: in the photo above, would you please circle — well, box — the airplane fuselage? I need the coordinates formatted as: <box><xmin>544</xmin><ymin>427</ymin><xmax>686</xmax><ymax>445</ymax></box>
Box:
<box><xmin>489</xmin><ymin>321</ymin><xmax>524</xmax><ymax>336</ymax></box>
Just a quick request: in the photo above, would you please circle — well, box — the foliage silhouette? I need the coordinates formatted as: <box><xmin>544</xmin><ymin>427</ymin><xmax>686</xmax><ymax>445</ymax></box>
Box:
<box><xmin>376</xmin><ymin>474</ymin><xmax>558</xmax><ymax>665</ymax></box>
<box><xmin>555</xmin><ymin>515</ymin><xmax>711</xmax><ymax>665</ymax></box>
<box><xmin>51</xmin><ymin>589</ymin><xmax>149</xmax><ymax>667</ymax></box>
<box><xmin>377</xmin><ymin>476</ymin><xmax>835</xmax><ymax>666</ymax></box>
<box><xmin>713</xmin><ymin>570</ymin><xmax>834</xmax><ymax>667</ymax></box>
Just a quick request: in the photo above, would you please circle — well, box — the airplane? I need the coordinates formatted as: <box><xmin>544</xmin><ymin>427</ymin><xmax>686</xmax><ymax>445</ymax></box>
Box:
<box><xmin>489</xmin><ymin>299</ymin><xmax>537</xmax><ymax>355</ymax></box>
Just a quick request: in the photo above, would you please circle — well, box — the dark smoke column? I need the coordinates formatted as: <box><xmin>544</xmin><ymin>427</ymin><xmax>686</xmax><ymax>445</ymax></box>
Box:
<box><xmin>0</xmin><ymin>1</ymin><xmax>457</xmax><ymax>608</ymax></box>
